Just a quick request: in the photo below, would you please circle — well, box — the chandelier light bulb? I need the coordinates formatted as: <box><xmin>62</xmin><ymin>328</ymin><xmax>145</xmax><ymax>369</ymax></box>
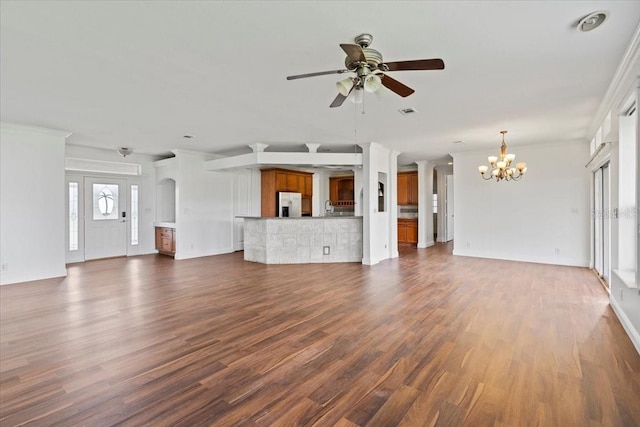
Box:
<box><xmin>488</xmin><ymin>156</ymin><xmax>497</xmax><ymax>164</ymax></box>
<box><xmin>505</xmin><ymin>153</ymin><xmax>516</xmax><ymax>162</ymax></box>
<box><xmin>496</xmin><ymin>161</ymin><xmax>507</xmax><ymax>169</ymax></box>
<box><xmin>478</xmin><ymin>165</ymin><xmax>488</xmax><ymax>174</ymax></box>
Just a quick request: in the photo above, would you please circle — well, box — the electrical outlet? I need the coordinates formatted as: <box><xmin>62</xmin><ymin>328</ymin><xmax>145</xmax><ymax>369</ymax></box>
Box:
<box><xmin>620</xmin><ymin>289</ymin><xmax>624</xmax><ymax>302</ymax></box>
<box><xmin>555</xmin><ymin>248</ymin><xmax>560</xmax><ymax>255</ymax></box>
<box><xmin>466</xmin><ymin>242</ymin><xmax>471</xmax><ymax>248</ymax></box>
<box><xmin>0</xmin><ymin>264</ymin><xmax>7</xmax><ymax>271</ymax></box>
<box><xmin>323</xmin><ymin>246</ymin><xmax>330</xmax><ymax>255</ymax></box>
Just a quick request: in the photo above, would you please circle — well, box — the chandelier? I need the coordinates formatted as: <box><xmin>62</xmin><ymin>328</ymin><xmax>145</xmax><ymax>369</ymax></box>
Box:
<box><xmin>478</xmin><ymin>131</ymin><xmax>527</xmax><ymax>181</ymax></box>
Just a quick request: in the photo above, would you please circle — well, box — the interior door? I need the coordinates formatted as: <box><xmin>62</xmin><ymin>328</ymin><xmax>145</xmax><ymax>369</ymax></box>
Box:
<box><xmin>84</xmin><ymin>177</ymin><xmax>127</xmax><ymax>260</ymax></box>
<box><xmin>446</xmin><ymin>175</ymin><xmax>454</xmax><ymax>242</ymax></box>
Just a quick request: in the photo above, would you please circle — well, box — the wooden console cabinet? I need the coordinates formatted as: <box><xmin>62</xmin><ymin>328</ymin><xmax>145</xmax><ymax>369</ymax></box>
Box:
<box><xmin>261</xmin><ymin>168</ymin><xmax>313</xmax><ymax>216</ymax></box>
<box><xmin>155</xmin><ymin>227</ymin><xmax>175</xmax><ymax>256</ymax></box>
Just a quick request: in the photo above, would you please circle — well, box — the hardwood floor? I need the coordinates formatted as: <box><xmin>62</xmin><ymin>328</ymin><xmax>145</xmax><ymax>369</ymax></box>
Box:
<box><xmin>1</xmin><ymin>244</ymin><xmax>639</xmax><ymax>426</ymax></box>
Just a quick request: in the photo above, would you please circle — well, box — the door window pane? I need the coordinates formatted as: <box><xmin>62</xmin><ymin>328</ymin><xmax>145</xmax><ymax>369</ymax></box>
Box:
<box><xmin>69</xmin><ymin>182</ymin><xmax>79</xmax><ymax>251</ymax></box>
<box><xmin>131</xmin><ymin>185</ymin><xmax>139</xmax><ymax>245</ymax></box>
<box><xmin>92</xmin><ymin>184</ymin><xmax>119</xmax><ymax>220</ymax></box>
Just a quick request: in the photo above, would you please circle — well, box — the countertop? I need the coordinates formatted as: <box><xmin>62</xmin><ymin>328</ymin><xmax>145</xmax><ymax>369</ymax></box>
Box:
<box><xmin>154</xmin><ymin>222</ymin><xmax>176</xmax><ymax>228</ymax></box>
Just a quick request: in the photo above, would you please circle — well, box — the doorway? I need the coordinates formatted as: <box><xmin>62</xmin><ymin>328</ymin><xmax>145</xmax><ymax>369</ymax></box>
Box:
<box><xmin>593</xmin><ymin>162</ymin><xmax>611</xmax><ymax>287</ymax></box>
<box><xmin>445</xmin><ymin>175</ymin><xmax>454</xmax><ymax>242</ymax></box>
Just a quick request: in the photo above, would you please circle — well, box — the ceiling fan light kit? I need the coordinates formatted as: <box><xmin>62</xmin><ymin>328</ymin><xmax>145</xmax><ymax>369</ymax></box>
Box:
<box><xmin>286</xmin><ymin>33</ymin><xmax>445</xmax><ymax>108</ymax></box>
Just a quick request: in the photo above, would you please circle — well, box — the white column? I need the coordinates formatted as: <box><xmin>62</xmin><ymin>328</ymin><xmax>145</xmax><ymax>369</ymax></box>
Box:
<box><xmin>352</xmin><ymin>167</ymin><xmax>364</xmax><ymax>216</ymax></box>
<box><xmin>416</xmin><ymin>160</ymin><xmax>435</xmax><ymax>248</ymax></box>
<box><xmin>360</xmin><ymin>143</ymin><xmax>374</xmax><ymax>265</ymax></box>
<box><xmin>390</xmin><ymin>151</ymin><xmax>400</xmax><ymax>258</ymax></box>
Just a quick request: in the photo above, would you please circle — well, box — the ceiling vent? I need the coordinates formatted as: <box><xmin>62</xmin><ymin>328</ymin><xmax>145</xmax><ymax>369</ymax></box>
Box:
<box><xmin>577</xmin><ymin>11</ymin><xmax>609</xmax><ymax>32</ymax></box>
<box><xmin>398</xmin><ymin>107</ymin><xmax>418</xmax><ymax>115</ymax></box>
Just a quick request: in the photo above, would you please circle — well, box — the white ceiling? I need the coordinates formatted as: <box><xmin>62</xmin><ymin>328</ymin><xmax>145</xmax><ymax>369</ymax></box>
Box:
<box><xmin>1</xmin><ymin>1</ymin><xmax>639</xmax><ymax>166</ymax></box>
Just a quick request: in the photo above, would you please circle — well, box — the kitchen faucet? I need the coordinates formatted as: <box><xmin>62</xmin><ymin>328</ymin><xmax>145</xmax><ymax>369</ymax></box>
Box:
<box><xmin>324</xmin><ymin>200</ymin><xmax>334</xmax><ymax>213</ymax></box>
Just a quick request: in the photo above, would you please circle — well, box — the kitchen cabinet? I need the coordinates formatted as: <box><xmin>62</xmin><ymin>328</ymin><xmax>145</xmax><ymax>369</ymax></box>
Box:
<box><xmin>329</xmin><ymin>176</ymin><xmax>355</xmax><ymax>207</ymax></box>
<box><xmin>398</xmin><ymin>171</ymin><xmax>418</xmax><ymax>205</ymax></box>
<box><xmin>397</xmin><ymin>218</ymin><xmax>418</xmax><ymax>244</ymax></box>
<box><xmin>261</xmin><ymin>168</ymin><xmax>313</xmax><ymax>216</ymax></box>
<box><xmin>155</xmin><ymin>227</ymin><xmax>175</xmax><ymax>256</ymax></box>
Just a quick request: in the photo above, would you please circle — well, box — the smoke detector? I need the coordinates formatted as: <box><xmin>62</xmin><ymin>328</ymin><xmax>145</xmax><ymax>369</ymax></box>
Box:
<box><xmin>117</xmin><ymin>147</ymin><xmax>133</xmax><ymax>157</ymax></box>
<box><xmin>577</xmin><ymin>11</ymin><xmax>609</xmax><ymax>32</ymax></box>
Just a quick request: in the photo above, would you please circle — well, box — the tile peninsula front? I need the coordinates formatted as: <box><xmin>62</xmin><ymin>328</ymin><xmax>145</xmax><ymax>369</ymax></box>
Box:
<box><xmin>241</xmin><ymin>217</ymin><xmax>363</xmax><ymax>264</ymax></box>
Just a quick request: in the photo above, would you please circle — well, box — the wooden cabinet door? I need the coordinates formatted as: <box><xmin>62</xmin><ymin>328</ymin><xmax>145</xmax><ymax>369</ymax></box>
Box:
<box><xmin>397</xmin><ymin>174</ymin><xmax>409</xmax><ymax>205</ymax></box>
<box><xmin>155</xmin><ymin>227</ymin><xmax>162</xmax><ymax>250</ymax></box>
<box><xmin>408</xmin><ymin>173</ymin><xmax>419</xmax><ymax>205</ymax></box>
<box><xmin>276</xmin><ymin>172</ymin><xmax>287</xmax><ymax>191</ymax></box>
<box><xmin>397</xmin><ymin>223</ymin><xmax>407</xmax><ymax>243</ymax></box>
<box><xmin>406</xmin><ymin>221</ymin><xmax>418</xmax><ymax>243</ymax></box>
<box><xmin>304</xmin><ymin>175</ymin><xmax>312</xmax><ymax>197</ymax></box>
<box><xmin>329</xmin><ymin>177</ymin><xmax>339</xmax><ymax>205</ymax></box>
<box><xmin>286</xmin><ymin>173</ymin><xmax>298</xmax><ymax>192</ymax></box>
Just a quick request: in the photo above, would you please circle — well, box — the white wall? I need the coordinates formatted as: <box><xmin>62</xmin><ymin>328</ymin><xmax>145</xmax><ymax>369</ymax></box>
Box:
<box><xmin>452</xmin><ymin>140</ymin><xmax>590</xmax><ymax>267</ymax></box>
<box><xmin>174</xmin><ymin>151</ymin><xmax>234</xmax><ymax>260</ymax></box>
<box><xmin>1</xmin><ymin>124</ymin><xmax>69</xmax><ymax>285</ymax></box>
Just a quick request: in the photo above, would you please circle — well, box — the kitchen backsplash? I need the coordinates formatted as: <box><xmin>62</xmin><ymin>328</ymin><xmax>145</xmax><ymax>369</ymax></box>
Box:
<box><xmin>398</xmin><ymin>205</ymin><xmax>418</xmax><ymax>218</ymax></box>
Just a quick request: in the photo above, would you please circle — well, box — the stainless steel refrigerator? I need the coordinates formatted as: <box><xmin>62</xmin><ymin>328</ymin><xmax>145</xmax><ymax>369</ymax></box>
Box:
<box><xmin>276</xmin><ymin>192</ymin><xmax>302</xmax><ymax>217</ymax></box>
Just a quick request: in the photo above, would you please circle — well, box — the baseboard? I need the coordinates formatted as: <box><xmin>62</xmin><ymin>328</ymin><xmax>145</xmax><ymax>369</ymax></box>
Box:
<box><xmin>417</xmin><ymin>240</ymin><xmax>435</xmax><ymax>249</ymax></box>
<box><xmin>452</xmin><ymin>249</ymin><xmax>589</xmax><ymax>268</ymax></box>
<box><xmin>610</xmin><ymin>295</ymin><xmax>640</xmax><ymax>355</ymax></box>
<box><xmin>0</xmin><ymin>268</ymin><xmax>67</xmax><ymax>286</ymax></box>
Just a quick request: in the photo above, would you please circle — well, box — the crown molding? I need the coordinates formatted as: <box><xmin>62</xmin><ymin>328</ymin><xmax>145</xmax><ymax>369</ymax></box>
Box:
<box><xmin>587</xmin><ymin>22</ymin><xmax>640</xmax><ymax>139</ymax></box>
<box><xmin>0</xmin><ymin>122</ymin><xmax>72</xmax><ymax>138</ymax></box>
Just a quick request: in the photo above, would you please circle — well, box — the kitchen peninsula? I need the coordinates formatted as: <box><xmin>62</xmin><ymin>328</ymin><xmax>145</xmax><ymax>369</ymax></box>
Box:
<box><xmin>242</xmin><ymin>216</ymin><xmax>362</xmax><ymax>264</ymax></box>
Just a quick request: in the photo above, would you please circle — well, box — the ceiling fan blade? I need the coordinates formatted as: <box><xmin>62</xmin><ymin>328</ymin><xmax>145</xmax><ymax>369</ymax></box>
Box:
<box><xmin>382</xmin><ymin>58</ymin><xmax>445</xmax><ymax>72</ymax></box>
<box><xmin>329</xmin><ymin>93</ymin><xmax>348</xmax><ymax>108</ymax></box>
<box><xmin>287</xmin><ymin>69</ymin><xmax>349</xmax><ymax>80</ymax></box>
<box><xmin>340</xmin><ymin>43</ymin><xmax>366</xmax><ymax>63</ymax></box>
<box><xmin>380</xmin><ymin>74</ymin><xmax>415</xmax><ymax>97</ymax></box>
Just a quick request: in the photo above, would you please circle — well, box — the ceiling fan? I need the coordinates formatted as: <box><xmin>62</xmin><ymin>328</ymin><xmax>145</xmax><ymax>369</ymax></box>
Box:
<box><xmin>286</xmin><ymin>33</ymin><xmax>445</xmax><ymax>108</ymax></box>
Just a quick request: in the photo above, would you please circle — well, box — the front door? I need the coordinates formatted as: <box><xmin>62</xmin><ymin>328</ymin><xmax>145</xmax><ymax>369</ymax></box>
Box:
<box><xmin>84</xmin><ymin>177</ymin><xmax>127</xmax><ymax>260</ymax></box>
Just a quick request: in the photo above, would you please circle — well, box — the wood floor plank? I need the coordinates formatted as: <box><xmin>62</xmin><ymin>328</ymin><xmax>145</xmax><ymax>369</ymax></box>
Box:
<box><xmin>1</xmin><ymin>243</ymin><xmax>639</xmax><ymax>425</ymax></box>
